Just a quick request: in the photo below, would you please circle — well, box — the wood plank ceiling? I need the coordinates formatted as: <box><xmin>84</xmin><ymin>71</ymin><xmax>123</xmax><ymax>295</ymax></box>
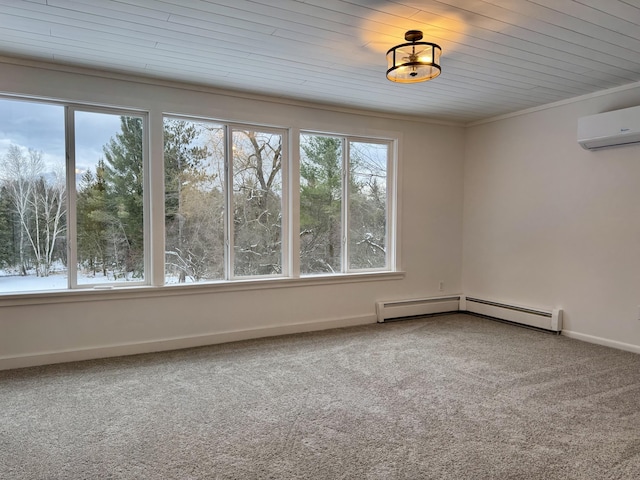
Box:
<box><xmin>0</xmin><ymin>0</ymin><xmax>639</xmax><ymax>124</ymax></box>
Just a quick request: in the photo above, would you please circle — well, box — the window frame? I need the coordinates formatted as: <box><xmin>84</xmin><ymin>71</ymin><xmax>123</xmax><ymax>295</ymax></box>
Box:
<box><xmin>0</xmin><ymin>93</ymin><xmax>399</xmax><ymax>298</ymax></box>
<box><xmin>299</xmin><ymin>130</ymin><xmax>396</xmax><ymax>276</ymax></box>
<box><xmin>227</xmin><ymin>123</ymin><xmax>290</xmax><ymax>280</ymax></box>
<box><xmin>162</xmin><ymin>115</ymin><xmax>290</xmax><ymax>284</ymax></box>
<box><xmin>66</xmin><ymin>105</ymin><xmax>150</xmax><ymax>289</ymax></box>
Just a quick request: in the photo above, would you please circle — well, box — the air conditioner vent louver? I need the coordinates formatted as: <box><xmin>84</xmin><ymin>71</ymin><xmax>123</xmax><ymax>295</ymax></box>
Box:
<box><xmin>578</xmin><ymin>105</ymin><xmax>640</xmax><ymax>150</ymax></box>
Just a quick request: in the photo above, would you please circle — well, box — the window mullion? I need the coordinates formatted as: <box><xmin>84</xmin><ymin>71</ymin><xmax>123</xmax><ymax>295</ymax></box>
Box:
<box><xmin>141</xmin><ymin>113</ymin><xmax>153</xmax><ymax>286</ymax></box>
<box><xmin>148</xmin><ymin>112</ymin><xmax>164</xmax><ymax>286</ymax></box>
<box><xmin>385</xmin><ymin>141</ymin><xmax>394</xmax><ymax>271</ymax></box>
<box><xmin>282</xmin><ymin>128</ymin><xmax>294</xmax><ymax>277</ymax></box>
<box><xmin>65</xmin><ymin>107</ymin><xmax>78</xmax><ymax>288</ymax></box>
<box><xmin>225</xmin><ymin>126</ymin><xmax>234</xmax><ymax>280</ymax></box>
<box><xmin>342</xmin><ymin>138</ymin><xmax>349</xmax><ymax>273</ymax></box>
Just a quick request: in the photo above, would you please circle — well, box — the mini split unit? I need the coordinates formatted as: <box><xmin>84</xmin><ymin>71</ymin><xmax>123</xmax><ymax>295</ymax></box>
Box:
<box><xmin>578</xmin><ymin>104</ymin><xmax>640</xmax><ymax>150</ymax></box>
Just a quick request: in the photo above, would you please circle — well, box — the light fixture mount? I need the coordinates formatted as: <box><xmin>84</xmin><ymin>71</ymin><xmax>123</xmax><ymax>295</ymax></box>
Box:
<box><xmin>404</xmin><ymin>30</ymin><xmax>424</xmax><ymax>42</ymax></box>
<box><xmin>386</xmin><ymin>30</ymin><xmax>442</xmax><ymax>83</ymax></box>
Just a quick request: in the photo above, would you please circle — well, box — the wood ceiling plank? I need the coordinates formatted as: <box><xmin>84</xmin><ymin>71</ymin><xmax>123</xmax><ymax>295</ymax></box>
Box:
<box><xmin>49</xmin><ymin>25</ymin><xmax>158</xmax><ymax>49</ymax></box>
<box><xmin>426</xmin><ymin>0</ymin><xmax>640</xmax><ymax>72</ymax></box>
<box><xmin>48</xmin><ymin>0</ymin><xmax>171</xmax><ymax>22</ymax></box>
<box><xmin>0</xmin><ymin>2</ymin><xmax>363</xmax><ymax>70</ymax></box>
<box><xmin>160</xmin><ymin>0</ymin><xmax>364</xmax><ymax>40</ymax></box>
<box><xmin>526</xmin><ymin>0</ymin><xmax>640</xmax><ymax>38</ymax></box>
<box><xmin>445</xmin><ymin>52</ymin><xmax>617</xmax><ymax>93</ymax></box>
<box><xmin>482</xmin><ymin>0</ymin><xmax>640</xmax><ymax>54</ymax></box>
<box><xmin>574</xmin><ymin>0</ymin><xmax>640</xmax><ymax>25</ymax></box>
<box><xmin>0</xmin><ymin>12</ymin><xmax>51</xmax><ymax>36</ymax></box>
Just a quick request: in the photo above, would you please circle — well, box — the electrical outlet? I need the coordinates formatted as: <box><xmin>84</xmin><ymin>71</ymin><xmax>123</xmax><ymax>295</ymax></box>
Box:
<box><xmin>438</xmin><ymin>281</ymin><xmax>444</xmax><ymax>292</ymax></box>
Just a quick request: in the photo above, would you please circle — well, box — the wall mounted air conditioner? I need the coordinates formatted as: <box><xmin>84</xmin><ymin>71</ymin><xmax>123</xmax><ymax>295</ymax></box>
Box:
<box><xmin>578</xmin><ymin>105</ymin><xmax>640</xmax><ymax>150</ymax></box>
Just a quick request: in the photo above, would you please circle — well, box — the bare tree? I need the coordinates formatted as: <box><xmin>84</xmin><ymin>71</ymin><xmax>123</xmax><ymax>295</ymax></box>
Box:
<box><xmin>33</xmin><ymin>165</ymin><xmax>66</xmax><ymax>276</ymax></box>
<box><xmin>0</xmin><ymin>145</ymin><xmax>66</xmax><ymax>276</ymax></box>
<box><xmin>164</xmin><ymin>119</ymin><xmax>221</xmax><ymax>282</ymax></box>
<box><xmin>231</xmin><ymin>130</ymin><xmax>282</xmax><ymax>276</ymax></box>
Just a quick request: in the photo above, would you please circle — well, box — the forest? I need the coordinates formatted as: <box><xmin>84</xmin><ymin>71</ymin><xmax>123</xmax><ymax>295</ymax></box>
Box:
<box><xmin>0</xmin><ymin>116</ymin><xmax>387</xmax><ymax>288</ymax></box>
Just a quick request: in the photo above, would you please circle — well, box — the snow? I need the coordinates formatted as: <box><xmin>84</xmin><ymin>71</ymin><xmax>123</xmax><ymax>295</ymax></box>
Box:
<box><xmin>0</xmin><ymin>268</ymin><xmax>193</xmax><ymax>293</ymax></box>
<box><xmin>0</xmin><ymin>269</ymin><xmax>144</xmax><ymax>293</ymax></box>
<box><xmin>0</xmin><ymin>272</ymin><xmax>68</xmax><ymax>293</ymax></box>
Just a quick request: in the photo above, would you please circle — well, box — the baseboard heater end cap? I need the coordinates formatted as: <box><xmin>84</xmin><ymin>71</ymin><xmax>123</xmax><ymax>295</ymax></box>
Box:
<box><xmin>551</xmin><ymin>308</ymin><xmax>563</xmax><ymax>332</ymax></box>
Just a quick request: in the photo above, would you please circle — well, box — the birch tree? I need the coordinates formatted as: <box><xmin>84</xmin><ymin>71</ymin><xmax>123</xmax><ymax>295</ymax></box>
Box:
<box><xmin>0</xmin><ymin>145</ymin><xmax>66</xmax><ymax>276</ymax></box>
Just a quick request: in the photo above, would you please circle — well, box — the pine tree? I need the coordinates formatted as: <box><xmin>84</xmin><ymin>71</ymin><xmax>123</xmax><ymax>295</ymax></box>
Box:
<box><xmin>102</xmin><ymin>116</ymin><xmax>145</xmax><ymax>278</ymax></box>
<box><xmin>0</xmin><ymin>186</ymin><xmax>16</xmax><ymax>268</ymax></box>
<box><xmin>299</xmin><ymin>135</ymin><xmax>342</xmax><ymax>273</ymax></box>
<box><xmin>77</xmin><ymin>160</ymin><xmax>110</xmax><ymax>277</ymax></box>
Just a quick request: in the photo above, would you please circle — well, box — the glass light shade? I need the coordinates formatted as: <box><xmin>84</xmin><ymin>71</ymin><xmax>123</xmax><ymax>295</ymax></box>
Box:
<box><xmin>386</xmin><ymin>41</ymin><xmax>442</xmax><ymax>83</ymax></box>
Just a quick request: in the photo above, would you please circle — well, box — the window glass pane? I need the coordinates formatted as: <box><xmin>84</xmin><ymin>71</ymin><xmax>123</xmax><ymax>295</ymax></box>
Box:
<box><xmin>299</xmin><ymin>134</ymin><xmax>342</xmax><ymax>274</ymax></box>
<box><xmin>76</xmin><ymin>112</ymin><xmax>145</xmax><ymax>284</ymax></box>
<box><xmin>164</xmin><ymin>118</ymin><xmax>225</xmax><ymax>283</ymax></box>
<box><xmin>348</xmin><ymin>141</ymin><xmax>388</xmax><ymax>270</ymax></box>
<box><xmin>232</xmin><ymin>129</ymin><xmax>283</xmax><ymax>277</ymax></box>
<box><xmin>0</xmin><ymin>99</ymin><xmax>66</xmax><ymax>292</ymax></box>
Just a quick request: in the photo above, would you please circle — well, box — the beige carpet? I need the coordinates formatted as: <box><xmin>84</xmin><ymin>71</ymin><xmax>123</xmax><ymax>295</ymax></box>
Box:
<box><xmin>1</xmin><ymin>313</ymin><xmax>639</xmax><ymax>479</ymax></box>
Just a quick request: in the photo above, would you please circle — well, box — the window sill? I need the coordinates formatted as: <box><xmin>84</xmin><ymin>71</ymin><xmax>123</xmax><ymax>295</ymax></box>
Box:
<box><xmin>0</xmin><ymin>271</ymin><xmax>406</xmax><ymax>308</ymax></box>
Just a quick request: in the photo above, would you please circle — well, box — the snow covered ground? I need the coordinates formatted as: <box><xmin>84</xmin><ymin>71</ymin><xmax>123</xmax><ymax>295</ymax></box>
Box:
<box><xmin>0</xmin><ymin>270</ymin><xmax>146</xmax><ymax>293</ymax></box>
<box><xmin>0</xmin><ymin>268</ymin><xmax>193</xmax><ymax>293</ymax></box>
<box><xmin>0</xmin><ymin>272</ymin><xmax>69</xmax><ymax>293</ymax></box>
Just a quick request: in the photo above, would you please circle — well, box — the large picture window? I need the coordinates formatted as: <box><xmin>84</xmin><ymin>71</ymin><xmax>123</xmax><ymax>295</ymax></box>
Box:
<box><xmin>0</xmin><ymin>95</ymin><xmax>395</xmax><ymax>295</ymax></box>
<box><xmin>0</xmin><ymin>99</ymin><xmax>66</xmax><ymax>292</ymax></box>
<box><xmin>163</xmin><ymin>118</ymin><xmax>225</xmax><ymax>283</ymax></box>
<box><xmin>300</xmin><ymin>133</ymin><xmax>391</xmax><ymax>275</ymax></box>
<box><xmin>163</xmin><ymin>117</ymin><xmax>285</xmax><ymax>283</ymax></box>
<box><xmin>0</xmin><ymin>98</ymin><xmax>148</xmax><ymax>293</ymax></box>
<box><xmin>231</xmin><ymin>128</ymin><xmax>284</xmax><ymax>278</ymax></box>
<box><xmin>73</xmin><ymin>110</ymin><xmax>147</xmax><ymax>286</ymax></box>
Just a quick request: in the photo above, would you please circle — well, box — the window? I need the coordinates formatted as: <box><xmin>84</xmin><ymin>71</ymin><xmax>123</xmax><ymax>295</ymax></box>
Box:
<box><xmin>0</xmin><ymin>95</ymin><xmax>394</xmax><ymax>295</ymax></box>
<box><xmin>0</xmin><ymin>99</ymin><xmax>65</xmax><ymax>292</ymax></box>
<box><xmin>231</xmin><ymin>128</ymin><xmax>284</xmax><ymax>277</ymax></box>
<box><xmin>73</xmin><ymin>109</ymin><xmax>147</xmax><ymax>286</ymax></box>
<box><xmin>0</xmin><ymin>97</ymin><xmax>148</xmax><ymax>293</ymax></box>
<box><xmin>164</xmin><ymin>118</ymin><xmax>225</xmax><ymax>283</ymax></box>
<box><xmin>163</xmin><ymin>117</ymin><xmax>286</xmax><ymax>283</ymax></box>
<box><xmin>300</xmin><ymin>133</ymin><xmax>392</xmax><ymax>275</ymax></box>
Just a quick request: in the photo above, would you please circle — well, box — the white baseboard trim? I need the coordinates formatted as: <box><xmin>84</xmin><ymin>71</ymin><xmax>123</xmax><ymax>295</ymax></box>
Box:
<box><xmin>0</xmin><ymin>314</ymin><xmax>376</xmax><ymax>371</ymax></box>
<box><xmin>562</xmin><ymin>330</ymin><xmax>640</xmax><ymax>354</ymax></box>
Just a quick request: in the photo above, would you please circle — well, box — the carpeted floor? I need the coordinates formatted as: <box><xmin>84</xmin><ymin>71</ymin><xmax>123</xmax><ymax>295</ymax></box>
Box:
<box><xmin>1</xmin><ymin>313</ymin><xmax>639</xmax><ymax>479</ymax></box>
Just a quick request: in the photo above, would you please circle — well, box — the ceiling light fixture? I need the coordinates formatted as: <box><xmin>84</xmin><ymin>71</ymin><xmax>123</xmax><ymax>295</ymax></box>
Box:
<box><xmin>386</xmin><ymin>30</ymin><xmax>442</xmax><ymax>83</ymax></box>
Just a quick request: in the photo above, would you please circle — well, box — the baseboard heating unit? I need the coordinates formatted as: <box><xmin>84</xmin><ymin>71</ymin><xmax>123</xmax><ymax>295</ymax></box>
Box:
<box><xmin>375</xmin><ymin>295</ymin><xmax>563</xmax><ymax>333</ymax></box>
<box><xmin>376</xmin><ymin>296</ymin><xmax>461</xmax><ymax>323</ymax></box>
<box><xmin>461</xmin><ymin>296</ymin><xmax>563</xmax><ymax>333</ymax></box>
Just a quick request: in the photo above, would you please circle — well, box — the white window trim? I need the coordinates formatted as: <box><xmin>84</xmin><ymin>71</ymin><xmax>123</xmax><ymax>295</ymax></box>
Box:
<box><xmin>299</xmin><ymin>130</ymin><xmax>398</xmax><ymax>275</ymax></box>
<box><xmin>161</xmin><ymin>115</ymin><xmax>289</xmax><ymax>282</ymax></box>
<box><xmin>0</xmin><ymin>270</ymin><xmax>405</xmax><ymax>307</ymax></box>
<box><xmin>66</xmin><ymin>105</ymin><xmax>150</xmax><ymax>289</ymax></box>
<box><xmin>228</xmin><ymin>124</ymin><xmax>289</xmax><ymax>280</ymax></box>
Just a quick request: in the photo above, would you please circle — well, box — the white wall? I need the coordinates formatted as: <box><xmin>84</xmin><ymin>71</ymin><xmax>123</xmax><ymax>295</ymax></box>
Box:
<box><xmin>463</xmin><ymin>85</ymin><xmax>640</xmax><ymax>351</ymax></box>
<box><xmin>0</xmin><ymin>60</ymin><xmax>465</xmax><ymax>369</ymax></box>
